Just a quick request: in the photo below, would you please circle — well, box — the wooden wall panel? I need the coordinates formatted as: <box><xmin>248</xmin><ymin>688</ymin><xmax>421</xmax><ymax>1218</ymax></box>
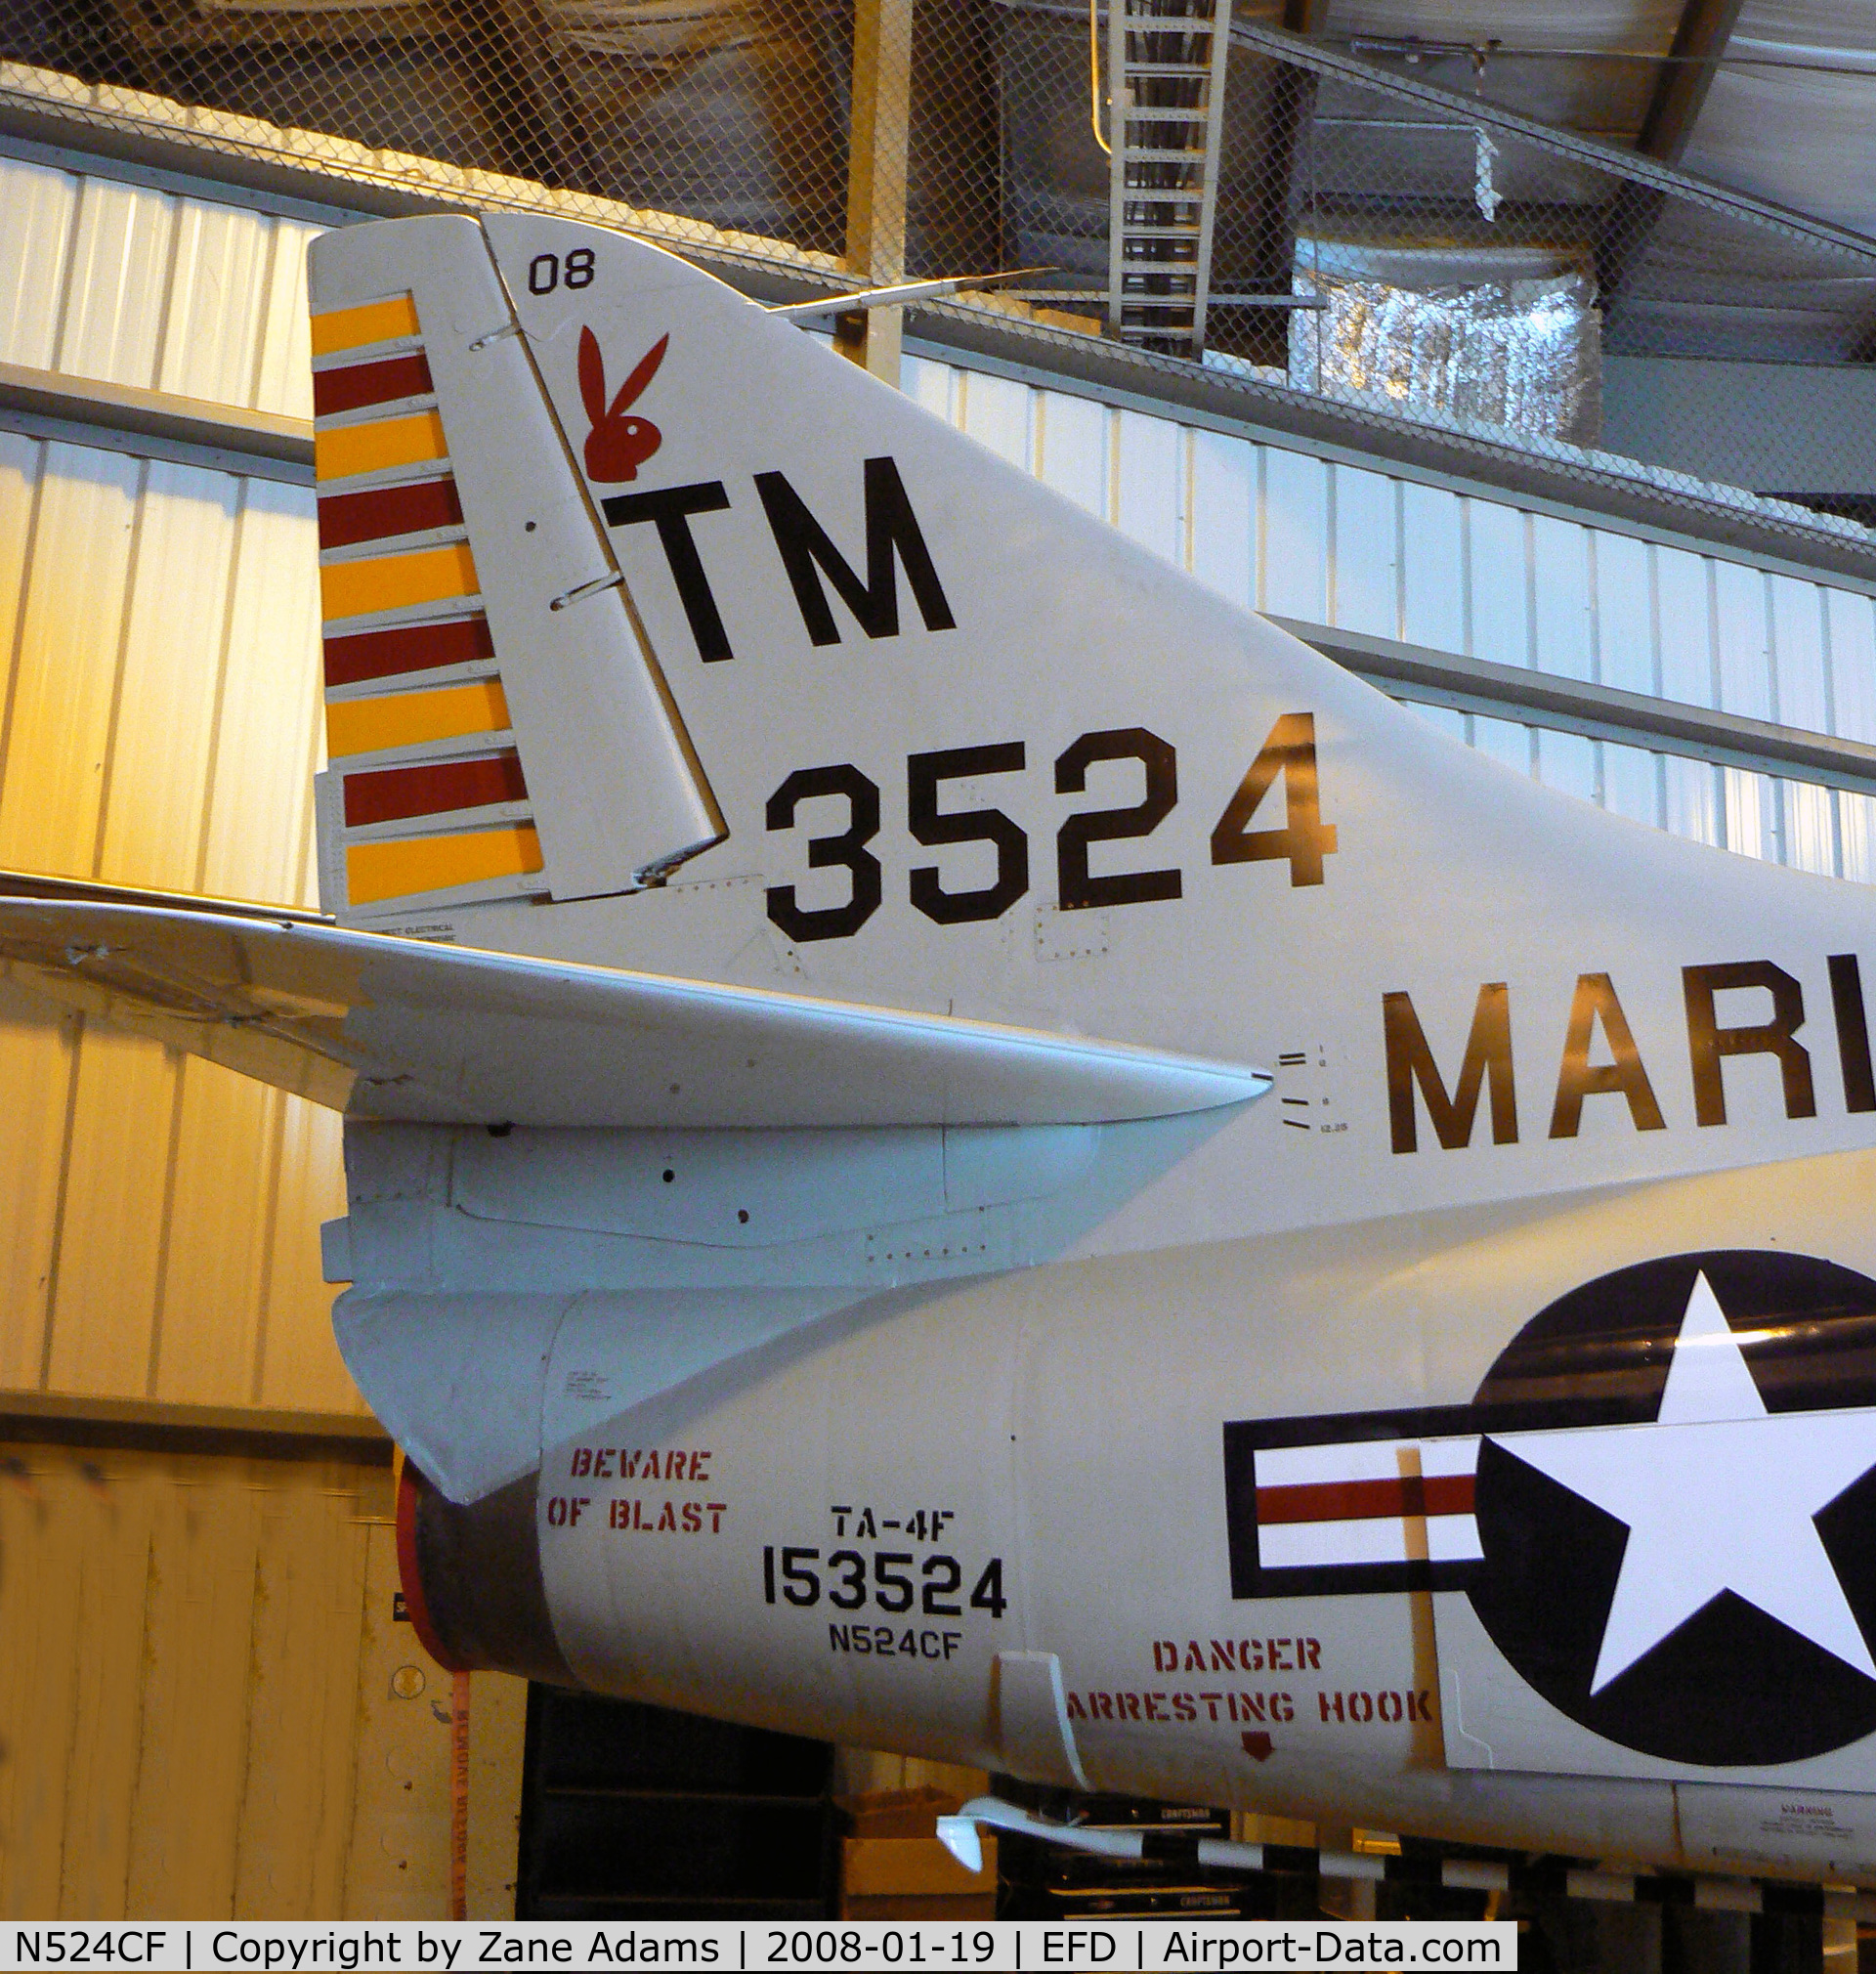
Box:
<box><xmin>465</xmin><ymin>1673</ymin><xmax>529</xmax><ymax>1921</ymax></box>
<box><xmin>233</xmin><ymin>1484</ymin><xmax>369</xmax><ymax>1915</ymax></box>
<box><xmin>57</xmin><ymin>1466</ymin><xmax>158</xmax><ymax>1918</ymax></box>
<box><xmin>124</xmin><ymin>1473</ymin><xmax>265</xmax><ymax>1914</ymax></box>
<box><xmin>0</xmin><ymin>1438</ymin><xmax>526</xmax><ymax>1921</ymax></box>
<box><xmin>341</xmin><ymin>1522</ymin><xmax>455</xmax><ymax>1915</ymax></box>
<box><xmin>0</xmin><ymin>1457</ymin><xmax>86</xmax><ymax>1912</ymax></box>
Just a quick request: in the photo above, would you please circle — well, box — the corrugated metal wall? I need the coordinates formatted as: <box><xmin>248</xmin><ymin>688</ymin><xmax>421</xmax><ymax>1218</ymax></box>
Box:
<box><xmin>0</xmin><ymin>154</ymin><xmax>318</xmax><ymax>414</ymax></box>
<box><xmin>0</xmin><ymin>153</ymin><xmax>524</xmax><ymax>1927</ymax></box>
<box><xmin>902</xmin><ymin>353</ymin><xmax>1876</xmax><ymax>885</ymax></box>
<box><xmin>0</xmin><ymin>153</ymin><xmax>349</xmax><ymax>1414</ymax></box>
<box><xmin>0</xmin><ymin>1438</ymin><xmax>523</xmax><ymax>1918</ymax></box>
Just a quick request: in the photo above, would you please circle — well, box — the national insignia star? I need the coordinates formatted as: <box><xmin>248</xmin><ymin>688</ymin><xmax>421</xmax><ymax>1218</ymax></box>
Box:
<box><xmin>1493</xmin><ymin>1271</ymin><xmax>1876</xmax><ymax>1694</ymax></box>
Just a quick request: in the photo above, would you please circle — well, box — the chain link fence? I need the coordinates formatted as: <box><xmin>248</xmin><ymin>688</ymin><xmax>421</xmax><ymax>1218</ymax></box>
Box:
<box><xmin>5</xmin><ymin>0</ymin><xmax>855</xmax><ymax>255</ymax></box>
<box><xmin>5</xmin><ymin>0</ymin><xmax>1876</xmax><ymax>565</ymax></box>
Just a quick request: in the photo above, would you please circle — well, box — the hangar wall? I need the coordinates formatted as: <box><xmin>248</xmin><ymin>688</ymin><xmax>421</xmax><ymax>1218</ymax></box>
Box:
<box><xmin>0</xmin><ymin>156</ymin><xmax>319</xmax><ymax>418</ymax></box>
<box><xmin>900</xmin><ymin>348</ymin><xmax>1876</xmax><ymax>885</ymax></box>
<box><xmin>0</xmin><ymin>1436</ymin><xmax>524</xmax><ymax>1917</ymax></box>
<box><xmin>0</xmin><ymin>149</ymin><xmax>440</xmax><ymax>1924</ymax></box>
<box><xmin>0</xmin><ymin>151</ymin><xmax>346</xmax><ymax>1414</ymax></box>
<box><xmin>0</xmin><ymin>441</ymin><xmax>345</xmax><ymax>1411</ymax></box>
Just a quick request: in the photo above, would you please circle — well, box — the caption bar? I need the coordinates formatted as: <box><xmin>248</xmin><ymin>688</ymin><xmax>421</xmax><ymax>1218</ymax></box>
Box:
<box><xmin>10</xmin><ymin>1921</ymin><xmax>1514</xmax><ymax>1970</ymax></box>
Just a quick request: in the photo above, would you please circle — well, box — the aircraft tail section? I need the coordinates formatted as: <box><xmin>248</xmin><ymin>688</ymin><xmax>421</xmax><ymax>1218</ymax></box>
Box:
<box><xmin>307</xmin><ymin>217</ymin><xmax>722</xmax><ymax>925</ymax></box>
<box><xmin>307</xmin><ymin>212</ymin><xmax>1876</xmax><ymax>1233</ymax></box>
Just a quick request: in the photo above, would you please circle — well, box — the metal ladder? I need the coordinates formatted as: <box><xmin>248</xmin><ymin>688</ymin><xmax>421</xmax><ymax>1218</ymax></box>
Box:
<box><xmin>1106</xmin><ymin>0</ymin><xmax>1234</xmax><ymax>355</ymax></box>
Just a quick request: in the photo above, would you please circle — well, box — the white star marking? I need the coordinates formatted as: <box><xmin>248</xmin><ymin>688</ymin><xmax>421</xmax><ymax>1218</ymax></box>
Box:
<box><xmin>1495</xmin><ymin>1271</ymin><xmax>1876</xmax><ymax>1695</ymax></box>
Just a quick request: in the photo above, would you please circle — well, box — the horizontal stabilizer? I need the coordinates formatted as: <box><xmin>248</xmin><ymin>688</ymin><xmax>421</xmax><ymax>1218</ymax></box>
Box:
<box><xmin>0</xmin><ymin>892</ymin><xmax>1267</xmax><ymax>1127</ymax></box>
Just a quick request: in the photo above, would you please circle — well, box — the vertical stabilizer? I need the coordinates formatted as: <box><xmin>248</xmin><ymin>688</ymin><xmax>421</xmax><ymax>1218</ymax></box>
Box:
<box><xmin>299</xmin><ymin>212</ymin><xmax>1876</xmax><ymax>1240</ymax></box>
<box><xmin>307</xmin><ymin>217</ymin><xmax>722</xmax><ymax>925</ymax></box>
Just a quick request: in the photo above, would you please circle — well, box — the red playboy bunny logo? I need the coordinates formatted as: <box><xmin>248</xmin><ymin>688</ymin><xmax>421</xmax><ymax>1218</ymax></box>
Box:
<box><xmin>578</xmin><ymin>326</ymin><xmax>669</xmax><ymax>482</ymax></box>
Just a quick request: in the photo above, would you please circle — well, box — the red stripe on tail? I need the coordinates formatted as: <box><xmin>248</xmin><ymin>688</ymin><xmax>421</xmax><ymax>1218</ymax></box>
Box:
<box><xmin>314</xmin><ymin>351</ymin><xmax>434</xmax><ymax>417</ymax></box>
<box><xmin>344</xmin><ymin>750</ymin><xmax>529</xmax><ymax>828</ymax></box>
<box><xmin>324</xmin><ymin>614</ymin><xmax>495</xmax><ymax>687</ymax></box>
<box><xmin>320</xmin><ymin>476</ymin><xmax>463</xmax><ymax>551</ymax></box>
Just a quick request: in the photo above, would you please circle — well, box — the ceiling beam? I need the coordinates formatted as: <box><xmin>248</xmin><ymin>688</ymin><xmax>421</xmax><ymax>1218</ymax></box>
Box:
<box><xmin>1599</xmin><ymin>0</ymin><xmax>1745</xmax><ymax>324</ymax></box>
<box><xmin>1245</xmin><ymin>6</ymin><xmax>1330</xmax><ymax>365</ymax></box>
<box><xmin>1636</xmin><ymin>0</ymin><xmax>1748</xmax><ymax>166</ymax></box>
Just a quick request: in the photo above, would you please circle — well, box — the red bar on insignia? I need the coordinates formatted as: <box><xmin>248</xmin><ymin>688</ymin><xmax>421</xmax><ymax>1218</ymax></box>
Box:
<box><xmin>343</xmin><ymin>750</ymin><xmax>529</xmax><ymax>828</ymax></box>
<box><xmin>1254</xmin><ymin>1437</ymin><xmax>1483</xmax><ymax>1568</ymax></box>
<box><xmin>313</xmin><ymin>351</ymin><xmax>435</xmax><ymax>418</ymax></box>
<box><xmin>319</xmin><ymin>476</ymin><xmax>464</xmax><ymax>551</ymax></box>
<box><xmin>324</xmin><ymin>615</ymin><xmax>495</xmax><ymax>687</ymax></box>
<box><xmin>1257</xmin><ymin>1474</ymin><xmax>1476</xmax><ymax>1524</ymax></box>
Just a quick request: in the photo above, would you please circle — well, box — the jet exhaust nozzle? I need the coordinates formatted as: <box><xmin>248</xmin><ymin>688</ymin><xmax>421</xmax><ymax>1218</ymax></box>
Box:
<box><xmin>396</xmin><ymin>1460</ymin><xmax>576</xmax><ymax>1685</ymax></box>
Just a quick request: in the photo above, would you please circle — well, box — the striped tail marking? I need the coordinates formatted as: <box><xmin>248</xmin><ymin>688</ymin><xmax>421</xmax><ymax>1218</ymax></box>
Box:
<box><xmin>311</xmin><ymin>291</ymin><xmax>544</xmax><ymax>913</ymax></box>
